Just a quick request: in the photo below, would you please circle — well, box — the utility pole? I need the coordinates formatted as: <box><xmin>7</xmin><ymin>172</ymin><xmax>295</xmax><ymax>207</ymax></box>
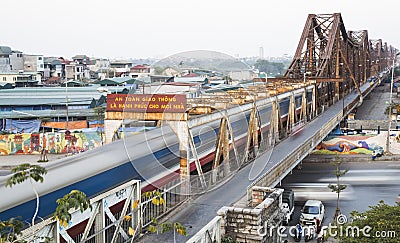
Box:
<box><xmin>386</xmin><ymin>52</ymin><xmax>400</xmax><ymax>154</ymax></box>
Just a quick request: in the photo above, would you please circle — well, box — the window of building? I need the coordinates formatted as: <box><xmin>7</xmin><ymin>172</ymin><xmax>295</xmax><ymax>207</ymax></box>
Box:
<box><xmin>2</xmin><ymin>77</ymin><xmax>5</xmax><ymax>81</ymax></box>
<box><xmin>38</xmin><ymin>57</ymin><xmax>42</xmax><ymax>60</ymax></box>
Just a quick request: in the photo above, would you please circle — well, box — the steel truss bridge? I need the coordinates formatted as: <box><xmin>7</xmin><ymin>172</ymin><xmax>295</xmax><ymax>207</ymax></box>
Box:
<box><xmin>4</xmin><ymin>13</ymin><xmax>397</xmax><ymax>243</ymax></box>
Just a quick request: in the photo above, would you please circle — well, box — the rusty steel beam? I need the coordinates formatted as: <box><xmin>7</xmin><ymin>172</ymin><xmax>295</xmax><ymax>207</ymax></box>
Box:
<box><xmin>283</xmin><ymin>13</ymin><xmax>395</xmax><ymax>112</ymax></box>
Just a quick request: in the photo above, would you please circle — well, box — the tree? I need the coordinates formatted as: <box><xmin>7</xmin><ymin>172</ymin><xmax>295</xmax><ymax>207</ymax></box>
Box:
<box><xmin>153</xmin><ymin>66</ymin><xmax>164</xmax><ymax>75</ymax></box>
<box><xmin>6</xmin><ymin>163</ymin><xmax>47</xmax><ymax>227</ymax></box>
<box><xmin>2</xmin><ymin>164</ymin><xmax>91</xmax><ymax>242</ymax></box>
<box><xmin>338</xmin><ymin>200</ymin><xmax>400</xmax><ymax>242</ymax></box>
<box><xmin>128</xmin><ymin>190</ymin><xmax>187</xmax><ymax>242</ymax></box>
<box><xmin>0</xmin><ymin>217</ymin><xmax>24</xmax><ymax>242</ymax></box>
<box><xmin>328</xmin><ymin>156</ymin><xmax>348</xmax><ymax>221</ymax></box>
<box><xmin>54</xmin><ymin>190</ymin><xmax>92</xmax><ymax>228</ymax></box>
<box><xmin>253</xmin><ymin>59</ymin><xmax>287</xmax><ymax>77</ymax></box>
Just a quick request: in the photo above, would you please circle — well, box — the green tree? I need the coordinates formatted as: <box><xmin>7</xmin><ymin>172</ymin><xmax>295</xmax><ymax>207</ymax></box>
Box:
<box><xmin>2</xmin><ymin>164</ymin><xmax>91</xmax><ymax>242</ymax></box>
<box><xmin>153</xmin><ymin>66</ymin><xmax>164</xmax><ymax>75</ymax></box>
<box><xmin>6</xmin><ymin>164</ymin><xmax>47</xmax><ymax>227</ymax></box>
<box><xmin>328</xmin><ymin>156</ymin><xmax>348</xmax><ymax>221</ymax></box>
<box><xmin>128</xmin><ymin>190</ymin><xmax>187</xmax><ymax>242</ymax></box>
<box><xmin>339</xmin><ymin>200</ymin><xmax>400</xmax><ymax>242</ymax></box>
<box><xmin>54</xmin><ymin>190</ymin><xmax>92</xmax><ymax>228</ymax></box>
<box><xmin>0</xmin><ymin>217</ymin><xmax>24</xmax><ymax>242</ymax></box>
<box><xmin>254</xmin><ymin>59</ymin><xmax>286</xmax><ymax>76</ymax></box>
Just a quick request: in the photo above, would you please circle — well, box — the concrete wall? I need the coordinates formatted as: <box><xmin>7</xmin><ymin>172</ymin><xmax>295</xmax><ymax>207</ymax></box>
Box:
<box><xmin>347</xmin><ymin>120</ymin><xmax>395</xmax><ymax>130</ymax></box>
<box><xmin>217</xmin><ymin>187</ymin><xmax>283</xmax><ymax>243</ymax></box>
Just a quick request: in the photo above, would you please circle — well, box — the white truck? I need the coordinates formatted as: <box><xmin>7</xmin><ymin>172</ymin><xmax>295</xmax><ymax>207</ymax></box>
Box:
<box><xmin>281</xmin><ymin>189</ymin><xmax>294</xmax><ymax>225</ymax></box>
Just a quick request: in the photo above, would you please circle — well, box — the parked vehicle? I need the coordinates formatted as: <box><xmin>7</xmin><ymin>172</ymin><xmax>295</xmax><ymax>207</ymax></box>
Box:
<box><xmin>300</xmin><ymin>200</ymin><xmax>325</xmax><ymax>225</ymax></box>
<box><xmin>281</xmin><ymin>189</ymin><xmax>294</xmax><ymax>225</ymax></box>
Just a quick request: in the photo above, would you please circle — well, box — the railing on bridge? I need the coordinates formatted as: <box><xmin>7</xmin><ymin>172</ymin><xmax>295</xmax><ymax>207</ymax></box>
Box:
<box><xmin>186</xmin><ymin>216</ymin><xmax>222</xmax><ymax>243</ymax></box>
<box><xmin>141</xmin><ymin>177</ymin><xmax>189</xmax><ymax>228</ymax></box>
<box><xmin>20</xmin><ymin>180</ymin><xmax>141</xmax><ymax>243</ymax></box>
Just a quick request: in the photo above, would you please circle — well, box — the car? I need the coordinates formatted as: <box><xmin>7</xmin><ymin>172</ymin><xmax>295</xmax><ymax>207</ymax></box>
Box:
<box><xmin>300</xmin><ymin>200</ymin><xmax>325</xmax><ymax>225</ymax></box>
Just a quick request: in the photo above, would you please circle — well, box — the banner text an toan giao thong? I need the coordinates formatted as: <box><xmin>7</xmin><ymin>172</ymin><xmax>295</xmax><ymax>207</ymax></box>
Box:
<box><xmin>106</xmin><ymin>94</ymin><xmax>186</xmax><ymax>113</ymax></box>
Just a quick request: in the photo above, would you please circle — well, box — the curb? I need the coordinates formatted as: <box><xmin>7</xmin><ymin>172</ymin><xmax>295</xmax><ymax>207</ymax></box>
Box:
<box><xmin>303</xmin><ymin>154</ymin><xmax>400</xmax><ymax>163</ymax></box>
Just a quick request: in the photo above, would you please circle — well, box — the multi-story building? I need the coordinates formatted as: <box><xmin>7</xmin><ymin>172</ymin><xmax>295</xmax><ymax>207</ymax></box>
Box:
<box><xmin>9</xmin><ymin>50</ymin><xmax>24</xmax><ymax>71</ymax></box>
<box><xmin>109</xmin><ymin>60</ymin><xmax>132</xmax><ymax>77</ymax></box>
<box><xmin>0</xmin><ymin>71</ymin><xmax>41</xmax><ymax>87</ymax></box>
<box><xmin>23</xmin><ymin>54</ymin><xmax>45</xmax><ymax>76</ymax></box>
<box><xmin>129</xmin><ymin>64</ymin><xmax>152</xmax><ymax>78</ymax></box>
<box><xmin>88</xmin><ymin>58</ymin><xmax>110</xmax><ymax>80</ymax></box>
<box><xmin>43</xmin><ymin>57</ymin><xmax>63</xmax><ymax>79</ymax></box>
<box><xmin>71</xmin><ymin>55</ymin><xmax>91</xmax><ymax>80</ymax></box>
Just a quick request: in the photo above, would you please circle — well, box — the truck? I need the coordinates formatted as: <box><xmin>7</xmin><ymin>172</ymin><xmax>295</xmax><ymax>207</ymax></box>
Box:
<box><xmin>281</xmin><ymin>189</ymin><xmax>294</xmax><ymax>225</ymax></box>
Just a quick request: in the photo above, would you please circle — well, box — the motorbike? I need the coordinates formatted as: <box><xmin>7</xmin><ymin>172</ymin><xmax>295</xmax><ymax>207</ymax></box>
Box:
<box><xmin>316</xmin><ymin>228</ymin><xmax>325</xmax><ymax>242</ymax></box>
<box><xmin>293</xmin><ymin>224</ymin><xmax>303</xmax><ymax>242</ymax></box>
<box><xmin>304</xmin><ymin>224</ymin><xmax>316</xmax><ymax>242</ymax></box>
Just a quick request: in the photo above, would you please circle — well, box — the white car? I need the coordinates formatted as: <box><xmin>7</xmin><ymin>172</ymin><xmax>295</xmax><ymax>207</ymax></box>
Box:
<box><xmin>300</xmin><ymin>200</ymin><xmax>325</xmax><ymax>225</ymax></box>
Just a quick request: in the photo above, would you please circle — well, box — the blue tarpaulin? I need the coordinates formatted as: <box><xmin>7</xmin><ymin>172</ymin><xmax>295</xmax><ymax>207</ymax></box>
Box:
<box><xmin>4</xmin><ymin>119</ymin><xmax>41</xmax><ymax>133</ymax></box>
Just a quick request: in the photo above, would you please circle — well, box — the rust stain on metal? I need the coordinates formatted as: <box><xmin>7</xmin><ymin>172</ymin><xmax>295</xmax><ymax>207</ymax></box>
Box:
<box><xmin>106</xmin><ymin>94</ymin><xmax>186</xmax><ymax>113</ymax></box>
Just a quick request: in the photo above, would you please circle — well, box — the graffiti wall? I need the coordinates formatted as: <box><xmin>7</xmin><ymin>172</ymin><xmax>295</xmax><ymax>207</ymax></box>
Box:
<box><xmin>313</xmin><ymin>133</ymin><xmax>387</xmax><ymax>155</ymax></box>
<box><xmin>0</xmin><ymin>132</ymin><xmax>102</xmax><ymax>155</ymax></box>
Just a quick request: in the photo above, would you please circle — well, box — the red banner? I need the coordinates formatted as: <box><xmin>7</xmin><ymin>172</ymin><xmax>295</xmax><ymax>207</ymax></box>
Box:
<box><xmin>106</xmin><ymin>94</ymin><xmax>186</xmax><ymax>113</ymax></box>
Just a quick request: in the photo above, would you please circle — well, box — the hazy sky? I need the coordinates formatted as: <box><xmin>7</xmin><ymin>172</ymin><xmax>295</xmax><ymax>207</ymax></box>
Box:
<box><xmin>2</xmin><ymin>0</ymin><xmax>399</xmax><ymax>60</ymax></box>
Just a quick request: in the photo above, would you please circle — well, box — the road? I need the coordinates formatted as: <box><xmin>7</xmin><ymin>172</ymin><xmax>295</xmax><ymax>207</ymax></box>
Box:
<box><xmin>355</xmin><ymin>82</ymin><xmax>389</xmax><ymax>120</ymax></box>
<box><xmin>138</xmin><ymin>83</ymin><xmax>366</xmax><ymax>242</ymax></box>
<box><xmin>282</xmin><ymin>160</ymin><xmax>400</xmax><ymax>226</ymax></box>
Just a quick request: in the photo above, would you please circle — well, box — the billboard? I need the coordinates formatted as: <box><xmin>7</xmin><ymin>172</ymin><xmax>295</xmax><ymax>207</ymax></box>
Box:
<box><xmin>106</xmin><ymin>94</ymin><xmax>186</xmax><ymax>113</ymax></box>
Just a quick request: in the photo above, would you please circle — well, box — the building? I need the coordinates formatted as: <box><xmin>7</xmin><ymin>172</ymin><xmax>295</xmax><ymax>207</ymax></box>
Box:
<box><xmin>71</xmin><ymin>55</ymin><xmax>91</xmax><ymax>80</ymax></box>
<box><xmin>87</xmin><ymin>58</ymin><xmax>110</xmax><ymax>80</ymax></box>
<box><xmin>9</xmin><ymin>50</ymin><xmax>24</xmax><ymax>71</ymax></box>
<box><xmin>23</xmin><ymin>54</ymin><xmax>45</xmax><ymax>74</ymax></box>
<box><xmin>109</xmin><ymin>60</ymin><xmax>133</xmax><ymax>77</ymax></box>
<box><xmin>129</xmin><ymin>64</ymin><xmax>152</xmax><ymax>78</ymax></box>
<box><xmin>0</xmin><ymin>71</ymin><xmax>41</xmax><ymax>87</ymax></box>
<box><xmin>43</xmin><ymin>57</ymin><xmax>63</xmax><ymax>79</ymax></box>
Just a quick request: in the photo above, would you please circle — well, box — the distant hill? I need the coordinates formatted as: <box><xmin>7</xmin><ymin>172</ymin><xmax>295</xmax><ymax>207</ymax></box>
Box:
<box><xmin>153</xmin><ymin>50</ymin><xmax>250</xmax><ymax>73</ymax></box>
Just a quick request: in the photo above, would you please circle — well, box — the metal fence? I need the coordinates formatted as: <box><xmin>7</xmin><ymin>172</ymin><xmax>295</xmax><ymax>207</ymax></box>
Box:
<box><xmin>141</xmin><ymin>177</ymin><xmax>189</xmax><ymax>228</ymax></box>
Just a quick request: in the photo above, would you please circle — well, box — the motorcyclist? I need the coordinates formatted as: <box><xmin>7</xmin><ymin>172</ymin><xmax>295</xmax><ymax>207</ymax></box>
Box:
<box><xmin>294</xmin><ymin>223</ymin><xmax>303</xmax><ymax>242</ymax></box>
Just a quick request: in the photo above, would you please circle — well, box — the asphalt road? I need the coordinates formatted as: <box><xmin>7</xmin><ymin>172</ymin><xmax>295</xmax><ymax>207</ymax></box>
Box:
<box><xmin>138</xmin><ymin>83</ymin><xmax>368</xmax><ymax>242</ymax></box>
<box><xmin>355</xmin><ymin>82</ymin><xmax>394</xmax><ymax>120</ymax></box>
<box><xmin>279</xmin><ymin>160</ymin><xmax>400</xmax><ymax>242</ymax></box>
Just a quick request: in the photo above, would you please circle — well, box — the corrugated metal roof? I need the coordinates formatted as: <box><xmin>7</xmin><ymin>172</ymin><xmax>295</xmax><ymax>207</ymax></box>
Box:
<box><xmin>0</xmin><ymin>109</ymin><xmax>96</xmax><ymax>119</ymax></box>
<box><xmin>0</xmin><ymin>85</ymin><xmax>125</xmax><ymax>106</ymax></box>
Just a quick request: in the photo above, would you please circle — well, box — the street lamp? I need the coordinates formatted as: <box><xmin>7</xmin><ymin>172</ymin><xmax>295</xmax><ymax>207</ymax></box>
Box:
<box><xmin>65</xmin><ymin>80</ymin><xmax>69</xmax><ymax>131</ymax></box>
<box><xmin>386</xmin><ymin>52</ymin><xmax>400</xmax><ymax>154</ymax></box>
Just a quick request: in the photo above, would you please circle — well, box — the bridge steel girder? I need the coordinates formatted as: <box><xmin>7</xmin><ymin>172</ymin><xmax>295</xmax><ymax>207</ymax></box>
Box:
<box><xmin>284</xmin><ymin>13</ymin><xmax>396</xmax><ymax>114</ymax></box>
<box><xmin>286</xmin><ymin>92</ymin><xmax>296</xmax><ymax>134</ymax></box>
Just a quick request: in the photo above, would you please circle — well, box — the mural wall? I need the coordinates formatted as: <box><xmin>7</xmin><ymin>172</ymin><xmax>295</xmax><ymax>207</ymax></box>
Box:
<box><xmin>0</xmin><ymin>132</ymin><xmax>102</xmax><ymax>155</ymax></box>
<box><xmin>312</xmin><ymin>132</ymin><xmax>393</xmax><ymax>155</ymax></box>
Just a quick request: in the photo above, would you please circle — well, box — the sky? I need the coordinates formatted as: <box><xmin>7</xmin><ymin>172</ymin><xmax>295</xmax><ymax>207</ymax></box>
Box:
<box><xmin>2</xmin><ymin>0</ymin><xmax>399</xmax><ymax>60</ymax></box>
